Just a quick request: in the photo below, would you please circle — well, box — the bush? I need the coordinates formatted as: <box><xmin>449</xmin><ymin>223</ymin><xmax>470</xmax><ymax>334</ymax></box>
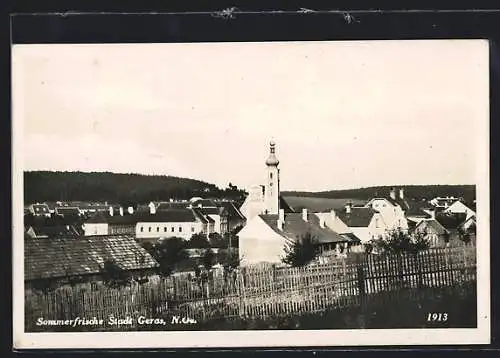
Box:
<box><xmin>281</xmin><ymin>231</ymin><xmax>319</xmax><ymax>267</ymax></box>
<box><xmin>371</xmin><ymin>228</ymin><xmax>430</xmax><ymax>255</ymax></box>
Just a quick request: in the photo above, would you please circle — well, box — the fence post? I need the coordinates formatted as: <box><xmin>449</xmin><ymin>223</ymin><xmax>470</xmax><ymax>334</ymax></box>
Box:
<box><xmin>356</xmin><ymin>262</ymin><xmax>366</xmax><ymax>308</ymax></box>
<box><xmin>238</xmin><ymin>268</ymin><xmax>247</xmax><ymax>318</ymax></box>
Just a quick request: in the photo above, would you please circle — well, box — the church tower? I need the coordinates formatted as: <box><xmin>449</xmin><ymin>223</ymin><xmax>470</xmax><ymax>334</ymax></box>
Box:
<box><xmin>264</xmin><ymin>140</ymin><xmax>280</xmax><ymax>215</ymax></box>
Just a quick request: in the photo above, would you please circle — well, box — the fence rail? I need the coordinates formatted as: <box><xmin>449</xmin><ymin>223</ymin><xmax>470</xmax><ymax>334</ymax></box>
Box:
<box><xmin>25</xmin><ymin>246</ymin><xmax>476</xmax><ymax>331</ymax></box>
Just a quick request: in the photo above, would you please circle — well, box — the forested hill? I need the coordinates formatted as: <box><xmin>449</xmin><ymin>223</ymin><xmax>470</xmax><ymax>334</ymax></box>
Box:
<box><xmin>282</xmin><ymin>185</ymin><xmax>476</xmax><ymax>203</ymax></box>
<box><xmin>24</xmin><ymin>171</ymin><xmax>246</xmax><ymax>204</ymax></box>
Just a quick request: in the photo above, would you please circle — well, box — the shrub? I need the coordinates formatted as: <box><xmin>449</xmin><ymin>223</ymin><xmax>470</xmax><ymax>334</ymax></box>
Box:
<box><xmin>281</xmin><ymin>231</ymin><xmax>319</xmax><ymax>267</ymax></box>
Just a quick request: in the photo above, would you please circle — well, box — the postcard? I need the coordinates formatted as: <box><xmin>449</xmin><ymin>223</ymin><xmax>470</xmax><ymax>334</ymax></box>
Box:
<box><xmin>12</xmin><ymin>39</ymin><xmax>490</xmax><ymax>349</ymax></box>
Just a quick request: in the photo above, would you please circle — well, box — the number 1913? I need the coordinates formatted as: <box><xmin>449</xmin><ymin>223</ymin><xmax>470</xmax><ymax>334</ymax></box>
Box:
<box><xmin>427</xmin><ymin>313</ymin><xmax>448</xmax><ymax>322</ymax></box>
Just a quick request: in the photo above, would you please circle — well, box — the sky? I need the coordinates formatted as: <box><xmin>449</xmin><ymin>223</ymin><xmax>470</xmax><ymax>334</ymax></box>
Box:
<box><xmin>12</xmin><ymin>40</ymin><xmax>489</xmax><ymax>192</ymax></box>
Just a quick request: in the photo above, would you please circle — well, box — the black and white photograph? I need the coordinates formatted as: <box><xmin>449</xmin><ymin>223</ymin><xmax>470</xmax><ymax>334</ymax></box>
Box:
<box><xmin>12</xmin><ymin>39</ymin><xmax>490</xmax><ymax>348</ymax></box>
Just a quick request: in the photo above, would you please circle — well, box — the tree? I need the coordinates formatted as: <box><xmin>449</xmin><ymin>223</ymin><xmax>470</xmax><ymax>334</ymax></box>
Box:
<box><xmin>100</xmin><ymin>259</ymin><xmax>132</xmax><ymax>288</ymax></box>
<box><xmin>371</xmin><ymin>228</ymin><xmax>430</xmax><ymax>255</ymax></box>
<box><xmin>457</xmin><ymin>226</ymin><xmax>472</xmax><ymax>245</ymax></box>
<box><xmin>149</xmin><ymin>237</ymin><xmax>189</xmax><ymax>276</ymax></box>
<box><xmin>188</xmin><ymin>233</ymin><xmax>210</xmax><ymax>249</ymax></box>
<box><xmin>281</xmin><ymin>231</ymin><xmax>319</xmax><ymax>267</ymax></box>
<box><xmin>201</xmin><ymin>248</ymin><xmax>216</xmax><ymax>271</ymax></box>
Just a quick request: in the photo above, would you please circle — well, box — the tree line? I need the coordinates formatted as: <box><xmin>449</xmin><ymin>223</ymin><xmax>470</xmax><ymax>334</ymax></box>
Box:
<box><xmin>283</xmin><ymin>185</ymin><xmax>476</xmax><ymax>206</ymax></box>
<box><xmin>24</xmin><ymin>171</ymin><xmax>248</xmax><ymax>205</ymax></box>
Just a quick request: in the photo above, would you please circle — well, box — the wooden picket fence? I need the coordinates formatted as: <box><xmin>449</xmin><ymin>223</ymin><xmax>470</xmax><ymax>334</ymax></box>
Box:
<box><xmin>25</xmin><ymin>246</ymin><xmax>476</xmax><ymax>331</ymax></box>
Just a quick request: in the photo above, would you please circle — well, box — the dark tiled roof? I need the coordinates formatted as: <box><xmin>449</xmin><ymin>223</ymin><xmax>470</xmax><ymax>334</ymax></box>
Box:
<box><xmin>281</xmin><ymin>196</ymin><xmax>363</xmax><ymax>213</ymax></box>
<box><xmin>416</xmin><ymin>219</ymin><xmax>448</xmax><ymax>236</ymax></box>
<box><xmin>86</xmin><ymin>209</ymin><xmax>199</xmax><ymax>225</ymax></box>
<box><xmin>218</xmin><ymin>201</ymin><xmax>246</xmax><ymax>220</ymax></box>
<box><xmin>25</xmin><ymin>235</ymin><xmax>159</xmax><ymax>281</ymax></box>
<box><xmin>260</xmin><ymin>213</ymin><xmax>348</xmax><ymax>244</ymax></box>
<box><xmin>28</xmin><ymin>225</ymin><xmax>80</xmax><ymax>238</ymax></box>
<box><xmin>339</xmin><ymin>233</ymin><xmax>362</xmax><ymax>243</ymax></box>
<box><xmin>190</xmin><ymin>199</ymin><xmax>217</xmax><ymax>208</ymax></box>
<box><xmin>55</xmin><ymin>207</ymin><xmax>81</xmax><ymax>216</ymax></box>
<box><xmin>136</xmin><ymin>209</ymin><xmax>198</xmax><ymax>223</ymax></box>
<box><xmin>435</xmin><ymin>212</ymin><xmax>467</xmax><ymax>230</ymax></box>
<box><xmin>157</xmin><ymin>202</ymin><xmax>190</xmax><ymax>211</ymax></box>
<box><xmin>405</xmin><ymin>200</ymin><xmax>433</xmax><ymax>217</ymax></box>
<box><xmin>191</xmin><ymin>208</ymin><xmax>214</xmax><ymax>223</ymax></box>
<box><xmin>199</xmin><ymin>207</ymin><xmax>227</xmax><ymax>216</ymax></box>
<box><xmin>32</xmin><ymin>204</ymin><xmax>50</xmax><ymax>214</ymax></box>
<box><xmin>336</xmin><ymin>207</ymin><xmax>377</xmax><ymax>228</ymax></box>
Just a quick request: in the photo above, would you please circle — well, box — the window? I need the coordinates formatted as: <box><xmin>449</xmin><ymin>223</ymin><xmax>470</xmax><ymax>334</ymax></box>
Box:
<box><xmin>270</xmin><ymin>173</ymin><xmax>273</xmax><ymax>179</ymax></box>
<box><xmin>375</xmin><ymin>218</ymin><xmax>380</xmax><ymax>228</ymax></box>
<box><xmin>148</xmin><ymin>227</ymin><xmax>151</xmax><ymax>232</ymax></box>
<box><xmin>171</xmin><ymin>227</ymin><xmax>174</xmax><ymax>232</ymax></box>
<box><xmin>164</xmin><ymin>227</ymin><xmax>167</xmax><ymax>232</ymax></box>
<box><xmin>191</xmin><ymin>226</ymin><xmax>195</xmax><ymax>232</ymax></box>
<box><xmin>140</xmin><ymin>226</ymin><xmax>144</xmax><ymax>232</ymax></box>
<box><xmin>157</xmin><ymin>227</ymin><xmax>160</xmax><ymax>232</ymax></box>
<box><xmin>179</xmin><ymin>226</ymin><xmax>183</xmax><ymax>232</ymax></box>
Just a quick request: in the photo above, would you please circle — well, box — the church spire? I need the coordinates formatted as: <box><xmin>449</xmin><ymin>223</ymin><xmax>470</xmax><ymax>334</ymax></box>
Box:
<box><xmin>265</xmin><ymin>140</ymin><xmax>279</xmax><ymax>166</ymax></box>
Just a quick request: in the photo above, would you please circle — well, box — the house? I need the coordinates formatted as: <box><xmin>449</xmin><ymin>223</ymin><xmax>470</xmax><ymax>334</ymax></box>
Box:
<box><xmin>405</xmin><ymin>199</ymin><xmax>434</xmax><ymax>226</ymax></box>
<box><xmin>26</xmin><ymin>225</ymin><xmax>81</xmax><ymax>239</ymax></box>
<box><xmin>24</xmin><ymin>235</ymin><xmax>159</xmax><ymax>289</ymax></box>
<box><xmin>443</xmin><ymin>200</ymin><xmax>476</xmax><ymax>220</ymax></box>
<box><xmin>239</xmin><ymin>141</ymin><xmax>294</xmax><ymax>221</ymax></box>
<box><xmin>196</xmin><ymin>207</ymin><xmax>229</xmax><ymax>234</ymax></box>
<box><xmin>429</xmin><ymin>196</ymin><xmax>461</xmax><ymax>209</ymax></box>
<box><xmin>238</xmin><ymin>208</ymin><xmax>359</xmax><ymax>265</ymax></box>
<box><xmin>336</xmin><ymin>203</ymin><xmax>389</xmax><ymax>243</ymax></box>
<box><xmin>414</xmin><ymin>219</ymin><xmax>450</xmax><ymax>248</ymax></box>
<box><xmin>191</xmin><ymin>207</ymin><xmax>215</xmax><ymax>237</ymax></box>
<box><xmin>55</xmin><ymin>206</ymin><xmax>82</xmax><ymax>218</ymax></box>
<box><xmin>83</xmin><ymin>208</ymin><xmax>137</xmax><ymax>236</ymax></box>
<box><xmin>217</xmin><ymin>200</ymin><xmax>246</xmax><ymax>233</ymax></box>
<box><xmin>135</xmin><ymin>209</ymin><xmax>205</xmax><ymax>243</ymax></box>
<box><xmin>27</xmin><ymin>203</ymin><xmax>51</xmax><ymax>217</ymax></box>
<box><xmin>364</xmin><ymin>187</ymin><xmax>409</xmax><ymax>232</ymax></box>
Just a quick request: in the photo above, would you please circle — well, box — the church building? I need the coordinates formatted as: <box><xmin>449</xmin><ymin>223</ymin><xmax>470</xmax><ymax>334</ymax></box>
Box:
<box><xmin>239</xmin><ymin>141</ymin><xmax>292</xmax><ymax>221</ymax></box>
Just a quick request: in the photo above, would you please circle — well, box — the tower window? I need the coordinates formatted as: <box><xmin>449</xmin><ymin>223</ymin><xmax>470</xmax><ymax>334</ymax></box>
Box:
<box><xmin>270</xmin><ymin>173</ymin><xmax>273</xmax><ymax>179</ymax></box>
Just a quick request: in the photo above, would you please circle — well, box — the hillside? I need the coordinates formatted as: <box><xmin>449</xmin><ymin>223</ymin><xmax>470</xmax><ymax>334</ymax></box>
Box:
<box><xmin>24</xmin><ymin>171</ymin><xmax>246</xmax><ymax>205</ymax></box>
<box><xmin>282</xmin><ymin>185</ymin><xmax>476</xmax><ymax>204</ymax></box>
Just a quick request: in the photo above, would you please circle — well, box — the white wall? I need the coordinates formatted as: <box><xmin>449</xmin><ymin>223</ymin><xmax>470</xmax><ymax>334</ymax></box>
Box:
<box><xmin>238</xmin><ymin>216</ymin><xmax>287</xmax><ymax>265</ymax></box>
<box><xmin>208</xmin><ymin>214</ymin><xmax>222</xmax><ymax>233</ymax></box>
<box><xmin>83</xmin><ymin>223</ymin><xmax>108</xmax><ymax>236</ymax></box>
<box><xmin>136</xmin><ymin>221</ymin><xmax>203</xmax><ymax>240</ymax></box>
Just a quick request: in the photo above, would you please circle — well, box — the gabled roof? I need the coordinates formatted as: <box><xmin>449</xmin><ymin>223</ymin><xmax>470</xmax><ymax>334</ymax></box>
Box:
<box><xmin>28</xmin><ymin>225</ymin><xmax>80</xmax><ymax>238</ymax></box>
<box><xmin>416</xmin><ymin>219</ymin><xmax>448</xmax><ymax>236</ymax></box>
<box><xmin>55</xmin><ymin>207</ymin><xmax>81</xmax><ymax>216</ymax></box>
<box><xmin>435</xmin><ymin>212</ymin><xmax>467</xmax><ymax>230</ymax></box>
<box><xmin>191</xmin><ymin>207</ymin><xmax>214</xmax><ymax>223</ymax></box>
<box><xmin>336</xmin><ymin>207</ymin><xmax>377</xmax><ymax>228</ymax></box>
<box><xmin>190</xmin><ymin>199</ymin><xmax>217</xmax><ymax>208</ymax></box>
<box><xmin>198</xmin><ymin>207</ymin><xmax>227</xmax><ymax>216</ymax></box>
<box><xmin>281</xmin><ymin>196</ymin><xmax>362</xmax><ymax>213</ymax></box>
<box><xmin>156</xmin><ymin>202</ymin><xmax>190</xmax><ymax>211</ymax></box>
<box><xmin>86</xmin><ymin>209</ymin><xmax>199</xmax><ymax>225</ymax></box>
<box><xmin>405</xmin><ymin>200</ymin><xmax>433</xmax><ymax>217</ymax></box>
<box><xmin>24</xmin><ymin>235</ymin><xmax>159</xmax><ymax>281</ymax></box>
<box><xmin>259</xmin><ymin>213</ymin><xmax>350</xmax><ymax>244</ymax></box>
<box><xmin>135</xmin><ymin>209</ymin><xmax>198</xmax><ymax>223</ymax></box>
<box><xmin>218</xmin><ymin>201</ymin><xmax>246</xmax><ymax>220</ymax></box>
<box><xmin>31</xmin><ymin>204</ymin><xmax>50</xmax><ymax>214</ymax></box>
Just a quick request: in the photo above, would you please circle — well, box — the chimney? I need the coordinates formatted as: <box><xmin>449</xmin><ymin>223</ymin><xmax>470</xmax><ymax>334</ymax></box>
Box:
<box><xmin>345</xmin><ymin>202</ymin><xmax>352</xmax><ymax>214</ymax></box>
<box><xmin>390</xmin><ymin>187</ymin><xmax>396</xmax><ymax>200</ymax></box>
<box><xmin>302</xmin><ymin>208</ymin><xmax>308</xmax><ymax>222</ymax></box>
<box><xmin>330</xmin><ymin>209</ymin><xmax>336</xmax><ymax>220</ymax></box>
<box><xmin>109</xmin><ymin>206</ymin><xmax>114</xmax><ymax>216</ymax></box>
<box><xmin>170</xmin><ymin>198</ymin><xmax>174</xmax><ymax>202</ymax></box>
<box><xmin>119</xmin><ymin>207</ymin><xmax>124</xmax><ymax>216</ymax></box>
<box><xmin>279</xmin><ymin>209</ymin><xmax>285</xmax><ymax>222</ymax></box>
<box><xmin>399</xmin><ymin>188</ymin><xmax>404</xmax><ymax>199</ymax></box>
<box><xmin>277</xmin><ymin>218</ymin><xmax>283</xmax><ymax>230</ymax></box>
<box><xmin>319</xmin><ymin>215</ymin><xmax>326</xmax><ymax>228</ymax></box>
<box><xmin>127</xmin><ymin>206</ymin><xmax>134</xmax><ymax>215</ymax></box>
